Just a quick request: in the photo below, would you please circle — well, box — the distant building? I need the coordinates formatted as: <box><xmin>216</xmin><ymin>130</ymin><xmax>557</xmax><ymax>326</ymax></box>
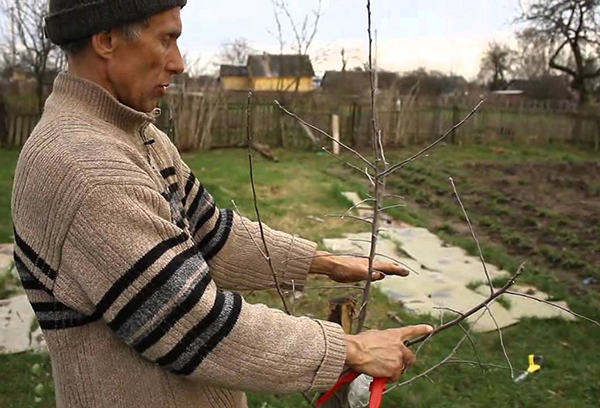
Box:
<box><xmin>505</xmin><ymin>77</ymin><xmax>572</xmax><ymax>100</ymax></box>
<box><xmin>321</xmin><ymin>70</ymin><xmax>401</xmax><ymax>98</ymax></box>
<box><xmin>219</xmin><ymin>54</ymin><xmax>315</xmax><ymax>92</ymax></box>
<box><xmin>219</xmin><ymin>65</ymin><xmax>250</xmax><ymax>91</ymax></box>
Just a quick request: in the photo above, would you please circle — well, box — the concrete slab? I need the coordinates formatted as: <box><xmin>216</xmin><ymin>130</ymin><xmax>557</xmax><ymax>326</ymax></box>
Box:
<box><xmin>323</xmin><ymin>205</ymin><xmax>577</xmax><ymax>333</ymax></box>
<box><xmin>0</xmin><ymin>295</ymin><xmax>46</xmax><ymax>354</ymax></box>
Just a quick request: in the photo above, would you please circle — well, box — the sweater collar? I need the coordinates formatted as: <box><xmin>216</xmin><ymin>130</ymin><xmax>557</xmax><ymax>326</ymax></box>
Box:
<box><xmin>46</xmin><ymin>72</ymin><xmax>160</xmax><ymax>133</ymax></box>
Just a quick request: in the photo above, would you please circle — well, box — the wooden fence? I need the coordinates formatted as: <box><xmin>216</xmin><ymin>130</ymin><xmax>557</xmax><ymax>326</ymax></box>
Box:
<box><xmin>3</xmin><ymin>95</ymin><xmax>599</xmax><ymax>151</ymax></box>
<box><xmin>0</xmin><ymin>113</ymin><xmax>40</xmax><ymax>148</ymax></box>
<box><xmin>168</xmin><ymin>95</ymin><xmax>600</xmax><ymax>152</ymax></box>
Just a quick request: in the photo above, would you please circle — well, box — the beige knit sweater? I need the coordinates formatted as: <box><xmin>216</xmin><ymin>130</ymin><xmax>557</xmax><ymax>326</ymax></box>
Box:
<box><xmin>11</xmin><ymin>73</ymin><xmax>346</xmax><ymax>408</ymax></box>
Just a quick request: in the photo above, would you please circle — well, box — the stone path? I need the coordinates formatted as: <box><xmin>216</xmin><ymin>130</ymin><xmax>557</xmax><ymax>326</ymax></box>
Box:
<box><xmin>323</xmin><ymin>192</ymin><xmax>575</xmax><ymax>332</ymax></box>
<box><xmin>0</xmin><ymin>244</ymin><xmax>47</xmax><ymax>354</ymax></box>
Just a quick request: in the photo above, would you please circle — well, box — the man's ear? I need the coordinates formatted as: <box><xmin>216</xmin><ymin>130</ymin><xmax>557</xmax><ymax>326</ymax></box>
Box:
<box><xmin>90</xmin><ymin>30</ymin><xmax>119</xmax><ymax>60</ymax></box>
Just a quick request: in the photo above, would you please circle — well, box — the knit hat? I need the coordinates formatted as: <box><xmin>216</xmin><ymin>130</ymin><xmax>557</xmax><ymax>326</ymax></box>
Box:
<box><xmin>46</xmin><ymin>0</ymin><xmax>187</xmax><ymax>46</ymax></box>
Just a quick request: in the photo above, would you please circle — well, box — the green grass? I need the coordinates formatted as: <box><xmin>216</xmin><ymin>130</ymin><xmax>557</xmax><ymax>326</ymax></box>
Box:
<box><xmin>0</xmin><ymin>148</ymin><xmax>19</xmax><ymax>242</ymax></box>
<box><xmin>1</xmin><ymin>144</ymin><xmax>600</xmax><ymax>407</ymax></box>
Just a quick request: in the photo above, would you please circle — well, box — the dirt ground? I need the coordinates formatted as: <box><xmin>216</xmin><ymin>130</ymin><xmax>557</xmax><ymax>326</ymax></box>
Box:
<box><xmin>384</xmin><ymin>147</ymin><xmax>600</xmax><ymax>299</ymax></box>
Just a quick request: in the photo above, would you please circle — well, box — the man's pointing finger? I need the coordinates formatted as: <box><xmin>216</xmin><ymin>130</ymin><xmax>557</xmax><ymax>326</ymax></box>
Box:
<box><xmin>397</xmin><ymin>324</ymin><xmax>434</xmax><ymax>340</ymax></box>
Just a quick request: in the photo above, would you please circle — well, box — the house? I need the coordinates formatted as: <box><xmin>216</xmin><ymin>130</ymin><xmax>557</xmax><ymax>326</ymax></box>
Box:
<box><xmin>505</xmin><ymin>77</ymin><xmax>572</xmax><ymax>100</ymax></box>
<box><xmin>219</xmin><ymin>65</ymin><xmax>250</xmax><ymax>91</ymax></box>
<box><xmin>219</xmin><ymin>54</ymin><xmax>315</xmax><ymax>92</ymax></box>
<box><xmin>321</xmin><ymin>70</ymin><xmax>402</xmax><ymax>98</ymax></box>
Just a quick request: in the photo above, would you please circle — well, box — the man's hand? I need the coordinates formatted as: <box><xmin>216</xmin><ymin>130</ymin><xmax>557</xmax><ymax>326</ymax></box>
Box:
<box><xmin>309</xmin><ymin>251</ymin><xmax>409</xmax><ymax>283</ymax></box>
<box><xmin>345</xmin><ymin>325</ymin><xmax>433</xmax><ymax>381</ymax></box>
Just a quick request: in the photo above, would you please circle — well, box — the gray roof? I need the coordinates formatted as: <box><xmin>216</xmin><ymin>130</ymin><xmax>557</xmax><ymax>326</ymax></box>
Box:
<box><xmin>220</xmin><ymin>65</ymin><xmax>248</xmax><ymax>77</ymax></box>
<box><xmin>247</xmin><ymin>54</ymin><xmax>315</xmax><ymax>78</ymax></box>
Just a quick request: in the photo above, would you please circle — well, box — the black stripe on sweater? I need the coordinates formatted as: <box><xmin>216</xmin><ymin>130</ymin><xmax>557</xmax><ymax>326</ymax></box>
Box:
<box><xmin>160</xmin><ymin>167</ymin><xmax>176</xmax><ymax>179</ymax></box>
<box><xmin>199</xmin><ymin>209</ymin><xmax>234</xmax><ymax>261</ymax></box>
<box><xmin>16</xmin><ymin>259</ymin><xmax>98</xmax><ymax>330</ymax></box>
<box><xmin>155</xmin><ymin>289</ymin><xmax>227</xmax><ymax>367</ymax></box>
<box><xmin>192</xmin><ymin>204</ymin><xmax>216</xmax><ymax>238</ymax></box>
<box><xmin>94</xmin><ymin>232</ymin><xmax>189</xmax><ymax>318</ymax></box>
<box><xmin>186</xmin><ymin>183</ymin><xmax>206</xmax><ymax>220</ymax></box>
<box><xmin>13</xmin><ymin>254</ymin><xmax>53</xmax><ymax>295</ymax></box>
<box><xmin>31</xmin><ymin>302</ymin><xmax>73</xmax><ymax>312</ymax></box>
<box><xmin>38</xmin><ymin>314</ymin><xmax>99</xmax><ymax>330</ymax></box>
<box><xmin>13</xmin><ymin>230</ymin><xmax>57</xmax><ymax>281</ymax></box>
<box><xmin>108</xmin><ymin>245</ymin><xmax>203</xmax><ymax>332</ymax></box>
<box><xmin>168</xmin><ymin>183</ymin><xmax>179</xmax><ymax>195</ymax></box>
<box><xmin>183</xmin><ymin>172</ymin><xmax>197</xmax><ymax>207</ymax></box>
<box><xmin>175</xmin><ymin>293</ymin><xmax>243</xmax><ymax>375</ymax></box>
<box><xmin>134</xmin><ymin>272</ymin><xmax>213</xmax><ymax>353</ymax></box>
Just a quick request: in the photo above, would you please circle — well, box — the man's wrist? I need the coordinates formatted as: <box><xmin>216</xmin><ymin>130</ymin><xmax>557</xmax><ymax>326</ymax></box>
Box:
<box><xmin>345</xmin><ymin>334</ymin><xmax>364</xmax><ymax>367</ymax></box>
<box><xmin>309</xmin><ymin>251</ymin><xmax>334</xmax><ymax>276</ymax></box>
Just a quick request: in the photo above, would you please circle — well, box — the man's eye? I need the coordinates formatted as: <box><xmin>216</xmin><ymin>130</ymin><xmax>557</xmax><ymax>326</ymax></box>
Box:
<box><xmin>162</xmin><ymin>37</ymin><xmax>171</xmax><ymax>47</ymax></box>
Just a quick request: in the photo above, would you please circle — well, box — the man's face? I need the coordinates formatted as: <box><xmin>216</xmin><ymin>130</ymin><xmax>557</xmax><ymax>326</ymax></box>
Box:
<box><xmin>107</xmin><ymin>8</ymin><xmax>184</xmax><ymax>113</ymax></box>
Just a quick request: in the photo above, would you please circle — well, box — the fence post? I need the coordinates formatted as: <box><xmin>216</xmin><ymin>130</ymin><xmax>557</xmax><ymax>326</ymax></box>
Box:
<box><xmin>332</xmin><ymin>114</ymin><xmax>340</xmax><ymax>155</ymax></box>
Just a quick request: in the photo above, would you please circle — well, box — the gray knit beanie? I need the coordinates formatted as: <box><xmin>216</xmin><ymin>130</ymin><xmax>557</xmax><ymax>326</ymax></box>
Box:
<box><xmin>46</xmin><ymin>0</ymin><xmax>187</xmax><ymax>46</ymax></box>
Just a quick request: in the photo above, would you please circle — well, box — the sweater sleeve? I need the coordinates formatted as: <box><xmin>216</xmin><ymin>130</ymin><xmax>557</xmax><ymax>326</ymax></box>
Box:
<box><xmin>175</xmin><ymin>155</ymin><xmax>317</xmax><ymax>292</ymax></box>
<box><xmin>60</xmin><ymin>183</ymin><xmax>346</xmax><ymax>393</ymax></box>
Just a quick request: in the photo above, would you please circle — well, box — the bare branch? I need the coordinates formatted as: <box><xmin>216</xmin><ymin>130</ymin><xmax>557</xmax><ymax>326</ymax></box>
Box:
<box><xmin>484</xmin><ymin>304</ymin><xmax>514</xmax><ymax>379</ymax></box>
<box><xmin>381</xmin><ymin>101</ymin><xmax>484</xmax><ymax>178</ymax></box>
<box><xmin>404</xmin><ymin>263</ymin><xmax>526</xmax><ymax>348</ymax></box>
<box><xmin>449</xmin><ymin>177</ymin><xmax>494</xmax><ymax>295</ymax></box>
<box><xmin>246</xmin><ymin>92</ymin><xmax>290</xmax><ymax>314</ymax></box>
<box><xmin>505</xmin><ymin>291</ymin><xmax>600</xmax><ymax>328</ymax></box>
<box><xmin>275</xmin><ymin>100</ymin><xmax>375</xmax><ymax>169</ymax></box>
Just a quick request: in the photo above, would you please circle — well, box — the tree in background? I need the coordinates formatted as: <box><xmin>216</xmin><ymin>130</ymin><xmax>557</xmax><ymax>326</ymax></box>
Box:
<box><xmin>217</xmin><ymin>38</ymin><xmax>255</xmax><ymax>66</ymax></box>
<box><xmin>519</xmin><ymin>0</ymin><xmax>600</xmax><ymax>106</ymax></box>
<box><xmin>0</xmin><ymin>0</ymin><xmax>65</xmax><ymax>113</ymax></box>
<box><xmin>514</xmin><ymin>28</ymin><xmax>555</xmax><ymax>80</ymax></box>
<box><xmin>478</xmin><ymin>42</ymin><xmax>515</xmax><ymax>91</ymax></box>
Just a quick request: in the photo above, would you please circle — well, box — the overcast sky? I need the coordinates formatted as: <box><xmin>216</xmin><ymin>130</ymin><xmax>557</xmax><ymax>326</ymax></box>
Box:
<box><xmin>179</xmin><ymin>0</ymin><xmax>523</xmax><ymax>79</ymax></box>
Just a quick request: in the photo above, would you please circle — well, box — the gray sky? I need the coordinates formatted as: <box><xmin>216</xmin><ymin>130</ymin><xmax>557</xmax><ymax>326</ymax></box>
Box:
<box><xmin>180</xmin><ymin>0</ymin><xmax>522</xmax><ymax>79</ymax></box>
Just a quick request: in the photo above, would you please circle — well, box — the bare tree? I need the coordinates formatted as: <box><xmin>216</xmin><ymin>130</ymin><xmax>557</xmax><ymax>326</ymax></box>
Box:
<box><xmin>519</xmin><ymin>0</ymin><xmax>600</xmax><ymax>105</ymax></box>
<box><xmin>515</xmin><ymin>28</ymin><xmax>556</xmax><ymax>79</ymax></box>
<box><xmin>217</xmin><ymin>38</ymin><xmax>254</xmax><ymax>66</ymax></box>
<box><xmin>270</xmin><ymin>0</ymin><xmax>323</xmax><ymax>56</ymax></box>
<box><xmin>478</xmin><ymin>41</ymin><xmax>515</xmax><ymax>91</ymax></box>
<box><xmin>0</xmin><ymin>0</ymin><xmax>64</xmax><ymax>113</ymax></box>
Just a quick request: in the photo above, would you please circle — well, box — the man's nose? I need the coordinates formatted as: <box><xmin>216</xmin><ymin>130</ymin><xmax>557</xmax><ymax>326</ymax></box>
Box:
<box><xmin>167</xmin><ymin>45</ymin><xmax>185</xmax><ymax>75</ymax></box>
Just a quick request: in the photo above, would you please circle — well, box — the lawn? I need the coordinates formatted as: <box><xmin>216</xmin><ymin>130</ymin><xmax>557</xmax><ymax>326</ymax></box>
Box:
<box><xmin>1</xmin><ymin>143</ymin><xmax>599</xmax><ymax>408</ymax></box>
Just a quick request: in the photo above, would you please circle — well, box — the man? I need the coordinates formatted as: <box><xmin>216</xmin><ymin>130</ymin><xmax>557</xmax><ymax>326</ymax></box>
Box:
<box><xmin>11</xmin><ymin>1</ymin><xmax>433</xmax><ymax>407</ymax></box>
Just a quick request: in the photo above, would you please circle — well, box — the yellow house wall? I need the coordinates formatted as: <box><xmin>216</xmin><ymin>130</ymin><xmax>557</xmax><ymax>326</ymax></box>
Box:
<box><xmin>221</xmin><ymin>76</ymin><xmax>251</xmax><ymax>91</ymax></box>
<box><xmin>251</xmin><ymin>77</ymin><xmax>314</xmax><ymax>92</ymax></box>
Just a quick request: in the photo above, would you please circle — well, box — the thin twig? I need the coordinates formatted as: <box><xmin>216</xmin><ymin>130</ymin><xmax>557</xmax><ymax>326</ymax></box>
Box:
<box><xmin>484</xmin><ymin>305</ymin><xmax>514</xmax><ymax>379</ymax></box>
<box><xmin>505</xmin><ymin>291</ymin><xmax>600</xmax><ymax>327</ymax></box>
<box><xmin>445</xmin><ymin>360</ymin><xmax>517</xmax><ymax>372</ymax></box>
<box><xmin>231</xmin><ymin>200</ymin><xmax>268</xmax><ymax>260</ymax></box>
<box><xmin>380</xmin><ymin>203</ymin><xmax>407</xmax><ymax>212</ymax></box>
<box><xmin>342</xmin><ymin>198</ymin><xmax>376</xmax><ymax>218</ymax></box>
<box><xmin>386</xmin><ymin>332</ymin><xmax>471</xmax><ymax>394</ymax></box>
<box><xmin>404</xmin><ymin>263</ymin><xmax>526</xmax><ymax>348</ymax></box>
<box><xmin>381</xmin><ymin>100</ymin><xmax>485</xmax><ymax>178</ymax></box>
<box><xmin>324</xmin><ymin>214</ymin><xmax>373</xmax><ymax>224</ymax></box>
<box><xmin>450</xmin><ymin>177</ymin><xmax>494</xmax><ymax>295</ymax></box>
<box><xmin>321</xmin><ymin>147</ymin><xmax>371</xmax><ymax>176</ymax></box>
<box><xmin>458</xmin><ymin>323</ymin><xmax>484</xmax><ymax>373</ymax></box>
<box><xmin>274</xmin><ymin>100</ymin><xmax>375</xmax><ymax>169</ymax></box>
<box><xmin>246</xmin><ymin>92</ymin><xmax>290</xmax><ymax>315</ymax></box>
<box><xmin>303</xmin><ymin>285</ymin><xmax>365</xmax><ymax>291</ymax></box>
